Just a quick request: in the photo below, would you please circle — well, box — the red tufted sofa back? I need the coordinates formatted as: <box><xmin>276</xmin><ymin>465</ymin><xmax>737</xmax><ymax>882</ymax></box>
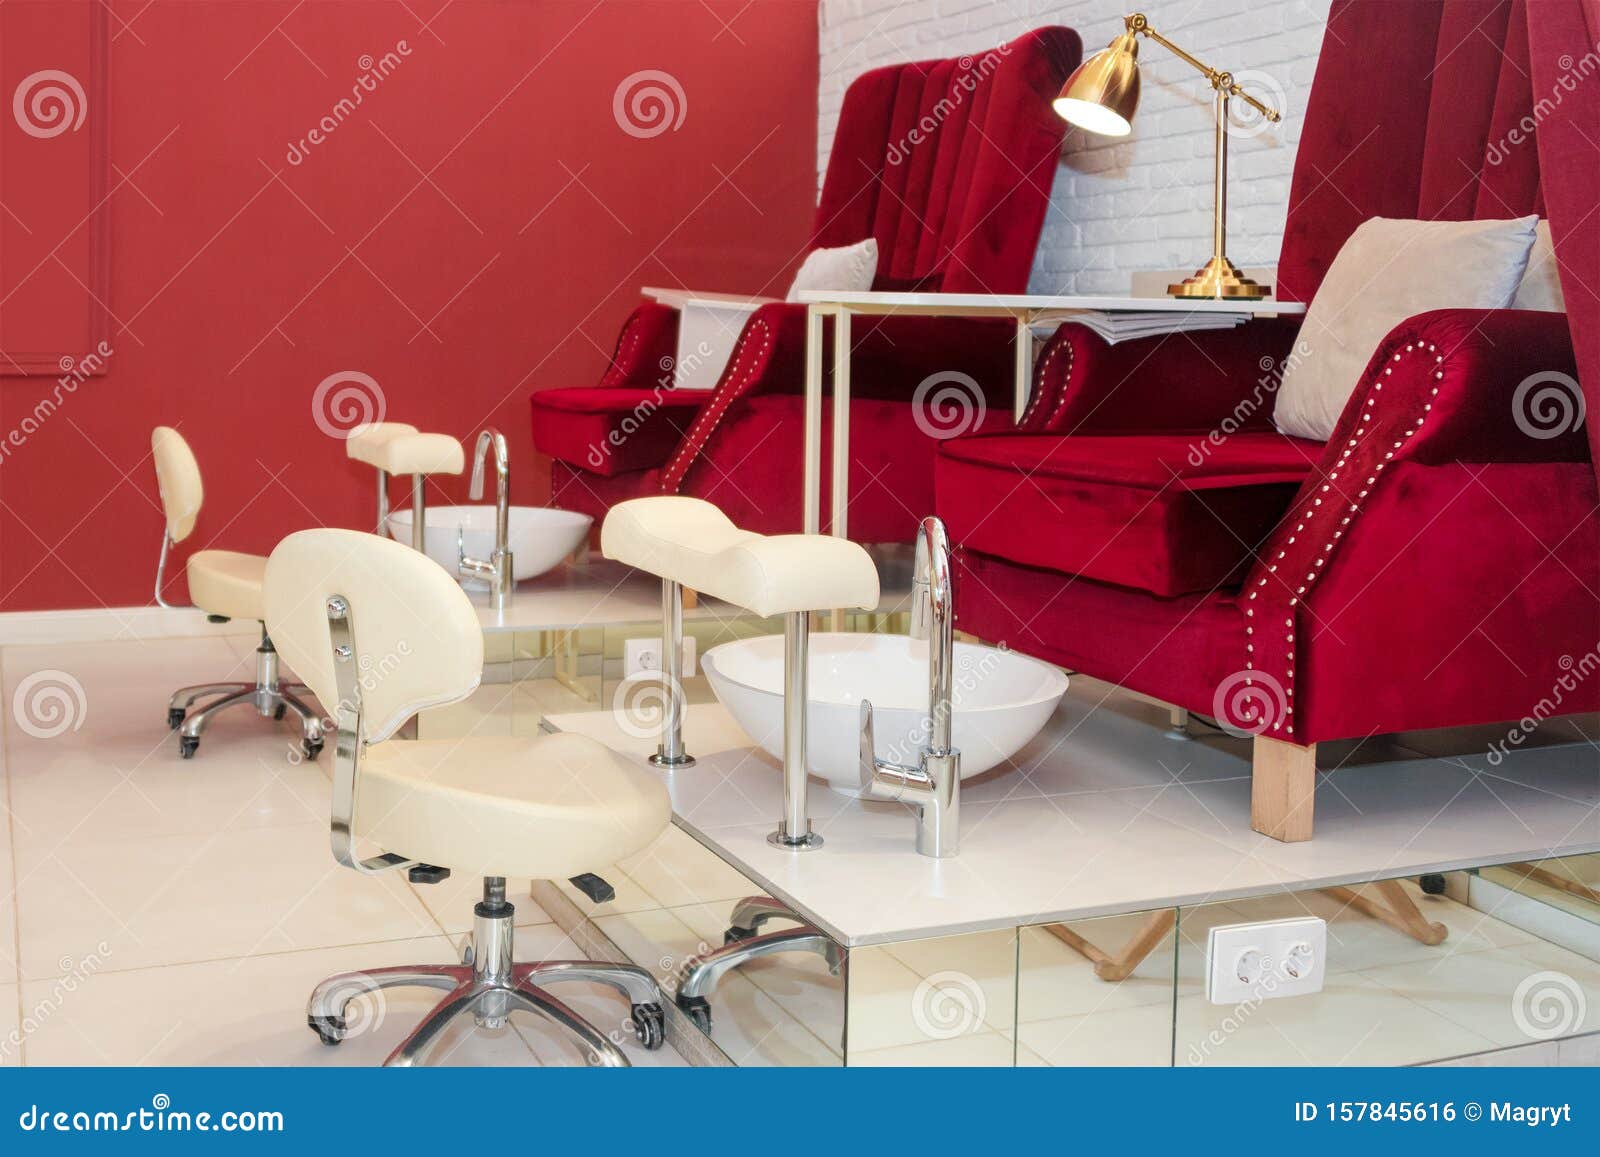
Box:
<box><xmin>1278</xmin><ymin>0</ymin><xmax>1545</xmax><ymax>304</ymax></box>
<box><xmin>810</xmin><ymin>26</ymin><xmax>1081</xmax><ymax>295</ymax></box>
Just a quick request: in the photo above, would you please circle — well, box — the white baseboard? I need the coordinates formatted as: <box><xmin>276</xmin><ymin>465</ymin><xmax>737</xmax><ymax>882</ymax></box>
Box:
<box><xmin>0</xmin><ymin>605</ymin><xmax>257</xmax><ymax>646</ymax></box>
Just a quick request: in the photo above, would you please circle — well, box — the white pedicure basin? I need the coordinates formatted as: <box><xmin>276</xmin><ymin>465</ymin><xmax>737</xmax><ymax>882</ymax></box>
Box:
<box><xmin>386</xmin><ymin>505</ymin><xmax>592</xmax><ymax>584</ymax></box>
<box><xmin>703</xmin><ymin>632</ymin><xmax>1069</xmax><ymax>795</ymax></box>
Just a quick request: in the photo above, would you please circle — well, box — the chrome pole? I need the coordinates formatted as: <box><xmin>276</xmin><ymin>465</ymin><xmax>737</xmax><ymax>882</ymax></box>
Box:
<box><xmin>376</xmin><ymin>469</ymin><xmax>391</xmax><ymax>533</ymax></box>
<box><xmin>410</xmin><ymin>475</ymin><xmax>426</xmax><ymax>552</ymax></box>
<box><xmin>649</xmin><ymin>578</ymin><xmax>694</xmax><ymax>768</ymax></box>
<box><xmin>769</xmin><ymin>610</ymin><xmax>822</xmax><ymax>850</ymax></box>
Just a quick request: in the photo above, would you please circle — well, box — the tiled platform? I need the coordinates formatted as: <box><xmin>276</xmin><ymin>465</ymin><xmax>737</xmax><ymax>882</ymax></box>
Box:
<box><xmin>548</xmin><ymin>684</ymin><xmax>1600</xmax><ymax>947</ymax></box>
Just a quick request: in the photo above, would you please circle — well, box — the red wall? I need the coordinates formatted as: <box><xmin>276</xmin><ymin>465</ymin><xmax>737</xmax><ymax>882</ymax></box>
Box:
<box><xmin>0</xmin><ymin>0</ymin><xmax>818</xmax><ymax>612</ymax></box>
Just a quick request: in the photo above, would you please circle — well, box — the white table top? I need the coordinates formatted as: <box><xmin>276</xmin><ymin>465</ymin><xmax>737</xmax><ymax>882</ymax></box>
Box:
<box><xmin>549</xmin><ymin>681</ymin><xmax>1600</xmax><ymax>947</ymax></box>
<box><xmin>797</xmin><ymin>289</ymin><xmax>1306</xmax><ymax>316</ymax></box>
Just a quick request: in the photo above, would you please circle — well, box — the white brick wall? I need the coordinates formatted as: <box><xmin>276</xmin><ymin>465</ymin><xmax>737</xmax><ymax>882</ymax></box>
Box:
<box><xmin>818</xmin><ymin>0</ymin><xmax>1333</xmax><ymax>294</ymax></box>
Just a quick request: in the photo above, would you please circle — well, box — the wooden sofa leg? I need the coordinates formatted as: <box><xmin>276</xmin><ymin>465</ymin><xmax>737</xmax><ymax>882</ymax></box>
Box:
<box><xmin>1504</xmin><ymin>861</ymin><xmax>1600</xmax><ymax>906</ymax></box>
<box><xmin>1251</xmin><ymin>736</ymin><xmax>1317</xmax><ymax>842</ymax></box>
<box><xmin>1322</xmin><ymin>880</ymin><xmax>1448</xmax><ymax>946</ymax></box>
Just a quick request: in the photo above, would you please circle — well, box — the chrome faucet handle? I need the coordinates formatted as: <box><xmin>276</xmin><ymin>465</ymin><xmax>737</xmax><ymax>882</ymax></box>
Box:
<box><xmin>858</xmin><ymin>700</ymin><xmax>878</xmax><ymax>796</ymax></box>
<box><xmin>859</xmin><ymin>699</ymin><xmax>925</xmax><ymax>801</ymax></box>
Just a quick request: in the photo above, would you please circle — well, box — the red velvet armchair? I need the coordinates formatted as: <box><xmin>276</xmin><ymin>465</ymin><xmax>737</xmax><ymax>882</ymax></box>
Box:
<box><xmin>531</xmin><ymin>27</ymin><xmax>1082</xmax><ymax>541</ymax></box>
<box><xmin>938</xmin><ymin>0</ymin><xmax>1600</xmax><ymax>841</ymax></box>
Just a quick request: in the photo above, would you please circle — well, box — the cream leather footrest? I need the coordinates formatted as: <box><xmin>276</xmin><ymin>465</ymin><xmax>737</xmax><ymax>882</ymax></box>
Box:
<box><xmin>346</xmin><ymin>424</ymin><xmax>464</xmax><ymax>476</ymax></box>
<box><xmin>601</xmin><ymin>496</ymin><xmax>878</xmax><ymax>850</ymax></box>
<box><xmin>601</xmin><ymin>496</ymin><xmax>879</xmax><ymax>615</ymax></box>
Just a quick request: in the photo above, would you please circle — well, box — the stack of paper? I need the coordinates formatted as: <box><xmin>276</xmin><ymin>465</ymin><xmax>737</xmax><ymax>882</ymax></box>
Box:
<box><xmin>1036</xmin><ymin>311</ymin><xmax>1251</xmax><ymax>346</ymax></box>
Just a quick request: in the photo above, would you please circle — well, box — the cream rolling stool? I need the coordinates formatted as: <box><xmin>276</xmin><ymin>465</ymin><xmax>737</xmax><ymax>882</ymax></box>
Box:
<box><xmin>345</xmin><ymin>423</ymin><xmax>464</xmax><ymax>544</ymax></box>
<box><xmin>265</xmin><ymin>528</ymin><xmax>672</xmax><ymax>1067</ymax></box>
<box><xmin>601</xmin><ymin>497</ymin><xmax>876</xmax><ymax>1034</ymax></box>
<box><xmin>151</xmin><ymin>427</ymin><xmax>323</xmax><ymax>760</ymax></box>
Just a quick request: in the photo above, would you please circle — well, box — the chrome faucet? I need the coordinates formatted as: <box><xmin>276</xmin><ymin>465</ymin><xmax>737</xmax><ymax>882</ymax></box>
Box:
<box><xmin>858</xmin><ymin>516</ymin><xmax>959</xmax><ymax>858</ymax></box>
<box><xmin>458</xmin><ymin>427</ymin><xmax>514</xmax><ymax>610</ymax></box>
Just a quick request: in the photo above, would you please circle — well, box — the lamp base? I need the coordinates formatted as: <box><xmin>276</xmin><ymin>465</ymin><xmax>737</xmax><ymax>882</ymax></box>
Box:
<box><xmin>1168</xmin><ymin>255</ymin><xmax>1271</xmax><ymax>300</ymax></box>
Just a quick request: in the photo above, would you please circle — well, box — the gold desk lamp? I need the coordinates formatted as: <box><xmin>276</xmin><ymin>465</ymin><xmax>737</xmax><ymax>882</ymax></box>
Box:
<box><xmin>1054</xmin><ymin>12</ymin><xmax>1281</xmax><ymax>300</ymax></box>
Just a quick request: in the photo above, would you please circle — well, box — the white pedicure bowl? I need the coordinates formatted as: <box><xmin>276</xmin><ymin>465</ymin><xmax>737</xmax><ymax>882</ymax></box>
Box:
<box><xmin>703</xmin><ymin>632</ymin><xmax>1069</xmax><ymax>795</ymax></box>
<box><xmin>386</xmin><ymin>505</ymin><xmax>592</xmax><ymax>584</ymax></box>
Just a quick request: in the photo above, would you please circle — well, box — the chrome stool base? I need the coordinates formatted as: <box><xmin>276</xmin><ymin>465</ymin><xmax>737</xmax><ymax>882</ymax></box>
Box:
<box><xmin>167</xmin><ymin>629</ymin><xmax>322</xmax><ymax>759</ymax></box>
<box><xmin>307</xmin><ymin>878</ymin><xmax>667</xmax><ymax>1067</ymax></box>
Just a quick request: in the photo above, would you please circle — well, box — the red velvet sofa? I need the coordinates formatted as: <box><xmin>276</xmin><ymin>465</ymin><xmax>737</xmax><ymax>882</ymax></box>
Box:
<box><xmin>531</xmin><ymin>27</ymin><xmax>1082</xmax><ymax>541</ymax></box>
<box><xmin>939</xmin><ymin>0</ymin><xmax>1600</xmax><ymax>841</ymax></box>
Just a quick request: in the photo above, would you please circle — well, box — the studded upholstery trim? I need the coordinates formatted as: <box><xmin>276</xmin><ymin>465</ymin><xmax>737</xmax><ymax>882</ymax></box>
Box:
<box><xmin>1243</xmin><ymin>339</ymin><xmax>1446</xmax><ymax>740</ymax></box>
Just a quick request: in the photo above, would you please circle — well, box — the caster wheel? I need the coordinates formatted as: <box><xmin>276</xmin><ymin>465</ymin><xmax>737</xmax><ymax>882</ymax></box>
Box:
<box><xmin>273</xmin><ymin>703</ymin><xmax>287</xmax><ymax>721</ymax></box>
<box><xmin>631</xmin><ymin>1003</ymin><xmax>665</xmax><ymax>1050</ymax></box>
<box><xmin>723</xmin><ymin>924</ymin><xmax>757</xmax><ymax>946</ymax></box>
<box><xmin>1419</xmin><ymin>873</ymin><xmax>1447</xmax><ymax>895</ymax></box>
<box><xmin>167</xmin><ymin>707</ymin><xmax>186</xmax><ymax>730</ymax></box>
<box><xmin>178</xmin><ymin>735</ymin><xmax>199</xmax><ymax>759</ymax></box>
<box><xmin>675</xmin><ymin>993</ymin><xmax>712</xmax><ymax>1035</ymax></box>
<box><xmin>307</xmin><ymin>1015</ymin><xmax>346</xmax><ymax>1046</ymax></box>
<box><xmin>302</xmin><ymin>738</ymin><xmax>323</xmax><ymax>760</ymax></box>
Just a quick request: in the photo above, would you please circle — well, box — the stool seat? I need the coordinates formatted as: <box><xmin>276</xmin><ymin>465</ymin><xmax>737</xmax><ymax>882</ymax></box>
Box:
<box><xmin>357</xmin><ymin>732</ymin><xmax>671</xmax><ymax>881</ymax></box>
<box><xmin>187</xmin><ymin>549</ymin><xmax>267</xmax><ymax>621</ymax></box>
<box><xmin>601</xmin><ymin>496</ymin><xmax>880</xmax><ymax>616</ymax></box>
<box><xmin>350</xmin><ymin>431</ymin><xmax>464</xmax><ymax>476</ymax></box>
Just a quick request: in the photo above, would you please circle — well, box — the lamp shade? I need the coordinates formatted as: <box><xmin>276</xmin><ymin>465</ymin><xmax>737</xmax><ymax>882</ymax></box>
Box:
<box><xmin>1053</xmin><ymin>31</ymin><xmax>1140</xmax><ymax>136</ymax></box>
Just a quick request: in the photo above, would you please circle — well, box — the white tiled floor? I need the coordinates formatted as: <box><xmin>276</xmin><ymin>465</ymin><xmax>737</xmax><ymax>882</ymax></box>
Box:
<box><xmin>0</xmin><ymin>635</ymin><xmax>683</xmax><ymax>1067</ymax></box>
<box><xmin>5</xmin><ymin>632</ymin><xmax>1598</xmax><ymax>1070</ymax></box>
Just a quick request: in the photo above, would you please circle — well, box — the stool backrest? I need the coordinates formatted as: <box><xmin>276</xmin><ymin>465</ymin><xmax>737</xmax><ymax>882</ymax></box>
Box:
<box><xmin>151</xmin><ymin>427</ymin><xmax>204</xmax><ymax>543</ymax></box>
<box><xmin>264</xmin><ymin>529</ymin><xmax>483</xmax><ymax>743</ymax></box>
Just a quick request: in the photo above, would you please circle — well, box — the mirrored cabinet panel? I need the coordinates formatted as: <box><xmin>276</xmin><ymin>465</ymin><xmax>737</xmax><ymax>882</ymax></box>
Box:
<box><xmin>546</xmin><ymin>826</ymin><xmax>846</xmax><ymax>1066</ymax></box>
<box><xmin>1017</xmin><ymin>909</ymin><xmax>1177</xmax><ymax>1066</ymax></box>
<box><xmin>845</xmin><ymin>927</ymin><xmax>1016</xmax><ymax>1066</ymax></box>
<box><xmin>1175</xmin><ymin>862</ymin><xmax>1600</xmax><ymax>1067</ymax></box>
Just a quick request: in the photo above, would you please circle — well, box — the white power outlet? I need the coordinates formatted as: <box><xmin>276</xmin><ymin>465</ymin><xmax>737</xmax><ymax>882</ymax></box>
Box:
<box><xmin>1206</xmin><ymin>916</ymin><xmax>1326</xmax><ymax>1005</ymax></box>
<box><xmin>624</xmin><ymin>636</ymin><xmax>696</xmax><ymax>678</ymax></box>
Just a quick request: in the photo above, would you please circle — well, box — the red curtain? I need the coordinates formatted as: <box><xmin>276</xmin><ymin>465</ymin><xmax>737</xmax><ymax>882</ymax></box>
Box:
<box><xmin>1529</xmin><ymin>0</ymin><xmax>1600</xmax><ymax>480</ymax></box>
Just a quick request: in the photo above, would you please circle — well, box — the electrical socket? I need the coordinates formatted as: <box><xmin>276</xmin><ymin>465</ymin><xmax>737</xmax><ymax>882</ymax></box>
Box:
<box><xmin>624</xmin><ymin>636</ymin><xmax>696</xmax><ymax>678</ymax></box>
<box><xmin>1206</xmin><ymin>916</ymin><xmax>1326</xmax><ymax>1005</ymax></box>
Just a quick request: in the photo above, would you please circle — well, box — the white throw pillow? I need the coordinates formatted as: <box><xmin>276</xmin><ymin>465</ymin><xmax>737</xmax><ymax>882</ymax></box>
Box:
<box><xmin>1510</xmin><ymin>219</ymin><xmax>1565</xmax><ymax>312</ymax></box>
<box><xmin>786</xmin><ymin>238</ymin><xmax>878</xmax><ymax>302</ymax></box>
<box><xmin>1274</xmin><ymin>215</ymin><xmax>1539</xmax><ymax>441</ymax></box>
